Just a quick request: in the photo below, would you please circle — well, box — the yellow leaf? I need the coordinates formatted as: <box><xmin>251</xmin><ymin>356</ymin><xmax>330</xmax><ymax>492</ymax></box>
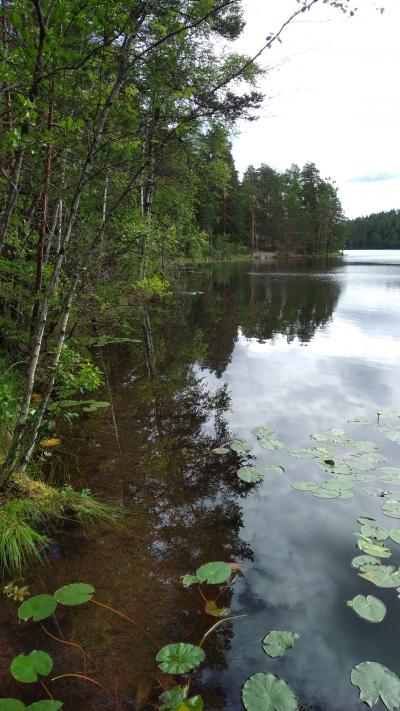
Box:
<box><xmin>39</xmin><ymin>438</ymin><xmax>61</xmax><ymax>448</ymax></box>
<box><xmin>32</xmin><ymin>393</ymin><xmax>43</xmax><ymax>402</ymax></box>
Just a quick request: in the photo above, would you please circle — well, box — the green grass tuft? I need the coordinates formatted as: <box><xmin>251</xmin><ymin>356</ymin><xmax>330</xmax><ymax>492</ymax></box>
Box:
<box><xmin>0</xmin><ymin>501</ymin><xmax>50</xmax><ymax>575</ymax></box>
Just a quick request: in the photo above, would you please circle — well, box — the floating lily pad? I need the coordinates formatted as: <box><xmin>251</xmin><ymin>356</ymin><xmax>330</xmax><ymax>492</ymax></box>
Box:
<box><xmin>382</xmin><ymin>500</ymin><xmax>400</xmax><ymax>519</ymax></box>
<box><xmin>230</xmin><ymin>438</ymin><xmax>252</xmax><ymax>454</ymax></box>
<box><xmin>27</xmin><ymin>703</ymin><xmax>63</xmax><ymax>711</ymax></box>
<box><xmin>196</xmin><ymin>561</ymin><xmax>232</xmax><ymax>584</ymax></box>
<box><xmin>379</xmin><ymin>426</ymin><xmax>400</xmax><ymax>444</ymax></box>
<box><xmin>156</xmin><ymin>643</ymin><xmax>205</xmax><ymax>674</ymax></box>
<box><xmin>204</xmin><ymin>600</ymin><xmax>229</xmax><ymax>617</ymax></box>
<box><xmin>0</xmin><ymin>701</ymin><xmax>25</xmax><ymax>711</ymax></box>
<box><xmin>11</xmin><ymin>651</ymin><xmax>53</xmax><ymax>683</ymax></box>
<box><xmin>182</xmin><ymin>574</ymin><xmax>200</xmax><ymax>587</ymax></box>
<box><xmin>357</xmin><ymin>538</ymin><xmax>391</xmax><ymax>558</ymax></box>
<box><xmin>310</xmin><ymin>433</ymin><xmax>329</xmax><ymax>442</ymax></box>
<box><xmin>360</xmin><ymin>523</ymin><xmax>390</xmax><ymax>541</ymax></box>
<box><xmin>259</xmin><ymin>439</ymin><xmax>284</xmax><ymax>452</ymax></box>
<box><xmin>262</xmin><ymin>631</ymin><xmax>299</xmax><ymax>658</ymax></box>
<box><xmin>265</xmin><ymin>464</ymin><xmax>285</xmax><ymax>474</ymax></box>
<box><xmin>357</xmin><ymin>516</ymin><xmax>376</xmax><ymax>525</ymax></box>
<box><xmin>313</xmin><ymin>488</ymin><xmax>340</xmax><ymax>499</ymax></box>
<box><xmin>351</xmin><ymin>661</ymin><xmax>400</xmax><ymax>710</ymax></box>
<box><xmin>237</xmin><ymin>466</ymin><xmax>264</xmax><ymax>483</ymax></box>
<box><xmin>54</xmin><ymin>583</ymin><xmax>94</xmax><ymax>606</ymax></box>
<box><xmin>379</xmin><ymin>468</ymin><xmax>400</xmax><ymax>484</ymax></box>
<box><xmin>351</xmin><ymin>555</ymin><xmax>381</xmax><ymax>571</ymax></box>
<box><xmin>352</xmin><ymin>441</ymin><xmax>379</xmax><ymax>453</ymax></box>
<box><xmin>291</xmin><ymin>481</ymin><xmax>320</xmax><ymax>492</ymax></box>
<box><xmin>18</xmin><ymin>595</ymin><xmax>57</xmax><ymax>622</ymax></box>
<box><xmin>288</xmin><ymin>448</ymin><xmax>316</xmax><ymax>460</ymax></box>
<box><xmin>212</xmin><ymin>447</ymin><xmax>229</xmax><ymax>455</ymax></box>
<box><xmin>389</xmin><ymin>529</ymin><xmax>400</xmax><ymax>544</ymax></box>
<box><xmin>347</xmin><ymin>594</ymin><xmax>386</xmax><ymax>623</ymax></box>
<box><xmin>242</xmin><ymin>673</ymin><xmax>298</xmax><ymax>711</ymax></box>
<box><xmin>359</xmin><ymin>565</ymin><xmax>400</xmax><ymax>588</ymax></box>
<box><xmin>160</xmin><ymin>687</ymin><xmax>202</xmax><ymax>711</ymax></box>
<box><xmin>252</xmin><ymin>426</ymin><xmax>275</xmax><ymax>440</ymax></box>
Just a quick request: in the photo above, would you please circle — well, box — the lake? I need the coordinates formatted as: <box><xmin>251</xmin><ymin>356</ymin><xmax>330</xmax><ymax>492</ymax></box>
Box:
<box><xmin>3</xmin><ymin>249</ymin><xmax>400</xmax><ymax>710</ymax></box>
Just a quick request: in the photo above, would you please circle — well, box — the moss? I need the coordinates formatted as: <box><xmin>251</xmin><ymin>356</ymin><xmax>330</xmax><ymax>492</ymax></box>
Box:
<box><xmin>0</xmin><ymin>474</ymin><xmax>119</xmax><ymax>577</ymax></box>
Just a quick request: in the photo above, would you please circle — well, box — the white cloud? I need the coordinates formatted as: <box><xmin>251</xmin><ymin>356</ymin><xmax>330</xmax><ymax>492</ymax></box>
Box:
<box><xmin>231</xmin><ymin>0</ymin><xmax>400</xmax><ymax>217</ymax></box>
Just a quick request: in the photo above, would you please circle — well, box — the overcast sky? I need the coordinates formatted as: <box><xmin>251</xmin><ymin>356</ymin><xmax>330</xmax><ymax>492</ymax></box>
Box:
<box><xmin>231</xmin><ymin>0</ymin><xmax>400</xmax><ymax>218</ymax></box>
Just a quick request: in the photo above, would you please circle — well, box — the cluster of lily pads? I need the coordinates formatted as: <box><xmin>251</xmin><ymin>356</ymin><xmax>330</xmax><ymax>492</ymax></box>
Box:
<box><xmin>213</xmin><ymin>426</ymin><xmax>285</xmax><ymax>483</ymax></box>
<box><xmin>0</xmin><ymin>583</ymin><xmax>95</xmax><ymax>711</ymax></box>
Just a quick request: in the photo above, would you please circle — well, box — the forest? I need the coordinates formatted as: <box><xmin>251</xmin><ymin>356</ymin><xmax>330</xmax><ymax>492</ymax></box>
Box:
<box><xmin>347</xmin><ymin>209</ymin><xmax>400</xmax><ymax>249</ymax></box>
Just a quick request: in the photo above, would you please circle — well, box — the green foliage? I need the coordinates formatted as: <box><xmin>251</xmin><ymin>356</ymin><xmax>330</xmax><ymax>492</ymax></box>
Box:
<box><xmin>351</xmin><ymin>662</ymin><xmax>400</xmax><ymax>710</ymax></box>
<box><xmin>156</xmin><ymin>643</ymin><xmax>205</xmax><ymax>674</ymax></box>
<box><xmin>18</xmin><ymin>594</ymin><xmax>57</xmax><ymax>622</ymax></box>
<box><xmin>54</xmin><ymin>583</ymin><xmax>94</xmax><ymax>606</ymax></box>
<box><xmin>237</xmin><ymin>466</ymin><xmax>264</xmax><ymax>483</ymax></box>
<box><xmin>54</xmin><ymin>347</ymin><xmax>103</xmax><ymax>399</ymax></box>
<box><xmin>242</xmin><ymin>673</ymin><xmax>298</xmax><ymax>711</ymax></box>
<box><xmin>347</xmin><ymin>594</ymin><xmax>386</xmax><ymax>623</ymax></box>
<box><xmin>262</xmin><ymin>631</ymin><xmax>300</xmax><ymax>658</ymax></box>
<box><xmin>11</xmin><ymin>651</ymin><xmax>53</xmax><ymax>683</ymax></box>
<box><xmin>347</xmin><ymin>210</ymin><xmax>400</xmax><ymax>249</ymax></box>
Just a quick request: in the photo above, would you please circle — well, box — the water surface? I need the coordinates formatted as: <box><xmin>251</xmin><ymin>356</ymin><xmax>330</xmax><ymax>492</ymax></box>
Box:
<box><xmin>3</xmin><ymin>249</ymin><xmax>400</xmax><ymax>710</ymax></box>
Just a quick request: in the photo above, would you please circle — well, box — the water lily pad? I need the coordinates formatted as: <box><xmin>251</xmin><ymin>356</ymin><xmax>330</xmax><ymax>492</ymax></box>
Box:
<box><xmin>359</xmin><ymin>565</ymin><xmax>400</xmax><ymax>588</ymax></box>
<box><xmin>265</xmin><ymin>465</ymin><xmax>285</xmax><ymax>474</ymax></box>
<box><xmin>352</xmin><ymin>441</ymin><xmax>379</xmax><ymax>453</ymax></box>
<box><xmin>347</xmin><ymin>594</ymin><xmax>386</xmax><ymax>623</ymax></box>
<box><xmin>11</xmin><ymin>651</ymin><xmax>53</xmax><ymax>683</ymax></box>
<box><xmin>360</xmin><ymin>523</ymin><xmax>390</xmax><ymax>541</ymax></box>
<box><xmin>351</xmin><ymin>555</ymin><xmax>381</xmax><ymax>571</ymax></box>
<box><xmin>259</xmin><ymin>439</ymin><xmax>284</xmax><ymax>452</ymax></box>
<box><xmin>357</xmin><ymin>516</ymin><xmax>376</xmax><ymax>525</ymax></box>
<box><xmin>18</xmin><ymin>595</ymin><xmax>57</xmax><ymax>622</ymax></box>
<box><xmin>288</xmin><ymin>448</ymin><xmax>316</xmax><ymax>460</ymax></box>
<box><xmin>156</xmin><ymin>643</ymin><xmax>205</xmax><ymax>674</ymax></box>
<box><xmin>237</xmin><ymin>466</ymin><xmax>264</xmax><ymax>483</ymax></box>
<box><xmin>212</xmin><ymin>447</ymin><xmax>229</xmax><ymax>455</ymax></box>
<box><xmin>262</xmin><ymin>631</ymin><xmax>299</xmax><ymax>658</ymax></box>
<box><xmin>27</xmin><ymin>704</ymin><xmax>63</xmax><ymax>711</ymax></box>
<box><xmin>252</xmin><ymin>426</ymin><xmax>275</xmax><ymax>440</ymax></box>
<box><xmin>204</xmin><ymin>600</ymin><xmax>229</xmax><ymax>617</ymax></box>
<box><xmin>379</xmin><ymin>426</ymin><xmax>400</xmax><ymax>444</ymax></box>
<box><xmin>313</xmin><ymin>488</ymin><xmax>340</xmax><ymax>499</ymax></box>
<box><xmin>382</xmin><ymin>500</ymin><xmax>400</xmax><ymax>519</ymax></box>
<box><xmin>351</xmin><ymin>661</ymin><xmax>400</xmax><ymax>710</ymax></box>
<box><xmin>291</xmin><ymin>481</ymin><xmax>320</xmax><ymax>492</ymax></box>
<box><xmin>379</xmin><ymin>468</ymin><xmax>400</xmax><ymax>484</ymax></box>
<box><xmin>310</xmin><ymin>433</ymin><xmax>329</xmax><ymax>442</ymax></box>
<box><xmin>230</xmin><ymin>438</ymin><xmax>252</xmax><ymax>454</ymax></box>
<box><xmin>196</xmin><ymin>561</ymin><xmax>232</xmax><ymax>584</ymax></box>
<box><xmin>0</xmin><ymin>701</ymin><xmax>25</xmax><ymax>711</ymax></box>
<box><xmin>389</xmin><ymin>529</ymin><xmax>400</xmax><ymax>544</ymax></box>
<box><xmin>323</xmin><ymin>478</ymin><xmax>353</xmax><ymax>490</ymax></box>
<box><xmin>54</xmin><ymin>583</ymin><xmax>94</xmax><ymax>606</ymax></box>
<box><xmin>357</xmin><ymin>537</ymin><xmax>391</xmax><ymax>558</ymax></box>
<box><xmin>160</xmin><ymin>686</ymin><xmax>186</xmax><ymax>710</ymax></box>
<box><xmin>242</xmin><ymin>673</ymin><xmax>298</xmax><ymax>711</ymax></box>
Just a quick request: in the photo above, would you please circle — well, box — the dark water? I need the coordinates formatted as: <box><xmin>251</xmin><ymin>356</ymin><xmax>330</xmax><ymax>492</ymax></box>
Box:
<box><xmin>3</xmin><ymin>250</ymin><xmax>400</xmax><ymax>710</ymax></box>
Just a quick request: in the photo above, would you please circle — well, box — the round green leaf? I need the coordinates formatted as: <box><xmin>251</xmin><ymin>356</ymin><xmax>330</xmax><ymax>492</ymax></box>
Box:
<box><xmin>379</xmin><ymin>468</ymin><xmax>400</xmax><ymax>484</ymax></box>
<box><xmin>359</xmin><ymin>565</ymin><xmax>400</xmax><ymax>588</ymax></box>
<box><xmin>288</xmin><ymin>448</ymin><xmax>317</xmax><ymax>460</ymax></box>
<box><xmin>0</xmin><ymin>701</ymin><xmax>25</xmax><ymax>711</ymax></box>
<box><xmin>11</xmin><ymin>651</ymin><xmax>53</xmax><ymax>683</ymax></box>
<box><xmin>360</xmin><ymin>523</ymin><xmax>390</xmax><ymax>541</ymax></box>
<box><xmin>291</xmin><ymin>481</ymin><xmax>320</xmax><ymax>492</ymax></box>
<box><xmin>262</xmin><ymin>631</ymin><xmax>299</xmax><ymax>658</ymax></box>
<box><xmin>18</xmin><ymin>595</ymin><xmax>56</xmax><ymax>622</ymax></box>
<box><xmin>156</xmin><ymin>643</ymin><xmax>205</xmax><ymax>674</ymax></box>
<box><xmin>389</xmin><ymin>529</ymin><xmax>400</xmax><ymax>544</ymax></box>
<box><xmin>237</xmin><ymin>466</ymin><xmax>264</xmax><ymax>483</ymax></box>
<box><xmin>357</xmin><ymin>538</ymin><xmax>391</xmax><ymax>558</ymax></box>
<box><xmin>252</xmin><ymin>426</ymin><xmax>275</xmax><ymax>440</ymax></box>
<box><xmin>27</xmin><ymin>703</ymin><xmax>63</xmax><ymax>711</ymax></box>
<box><xmin>357</xmin><ymin>516</ymin><xmax>376</xmax><ymax>525</ymax></box>
<box><xmin>347</xmin><ymin>594</ymin><xmax>386</xmax><ymax>623</ymax></box>
<box><xmin>182</xmin><ymin>574</ymin><xmax>200</xmax><ymax>588</ymax></box>
<box><xmin>265</xmin><ymin>464</ymin><xmax>285</xmax><ymax>473</ymax></box>
<box><xmin>382</xmin><ymin>500</ymin><xmax>400</xmax><ymax>519</ymax></box>
<box><xmin>159</xmin><ymin>686</ymin><xmax>186</xmax><ymax>710</ymax></box>
<box><xmin>54</xmin><ymin>583</ymin><xmax>94</xmax><ymax>606</ymax></box>
<box><xmin>242</xmin><ymin>673</ymin><xmax>298</xmax><ymax>711</ymax></box>
<box><xmin>351</xmin><ymin>661</ymin><xmax>400</xmax><ymax>710</ymax></box>
<box><xmin>260</xmin><ymin>438</ymin><xmax>284</xmax><ymax>451</ymax></box>
<box><xmin>351</xmin><ymin>555</ymin><xmax>381</xmax><ymax>571</ymax></box>
<box><xmin>313</xmin><ymin>488</ymin><xmax>340</xmax><ymax>499</ymax></box>
<box><xmin>196</xmin><ymin>561</ymin><xmax>232</xmax><ymax>584</ymax></box>
<box><xmin>230</xmin><ymin>438</ymin><xmax>252</xmax><ymax>454</ymax></box>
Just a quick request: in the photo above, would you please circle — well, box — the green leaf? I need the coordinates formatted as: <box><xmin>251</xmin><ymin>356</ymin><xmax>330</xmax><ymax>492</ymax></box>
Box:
<box><xmin>237</xmin><ymin>466</ymin><xmax>264</xmax><ymax>483</ymax></box>
<box><xmin>351</xmin><ymin>555</ymin><xmax>381</xmax><ymax>571</ymax></box>
<box><xmin>175</xmin><ymin>697</ymin><xmax>203</xmax><ymax>711</ymax></box>
<box><xmin>382</xmin><ymin>500</ymin><xmax>400</xmax><ymax>519</ymax></box>
<box><xmin>265</xmin><ymin>464</ymin><xmax>285</xmax><ymax>473</ymax></box>
<box><xmin>313</xmin><ymin>488</ymin><xmax>340</xmax><ymax>499</ymax></box>
<box><xmin>389</xmin><ymin>529</ymin><xmax>400</xmax><ymax>544</ymax></box>
<box><xmin>18</xmin><ymin>595</ymin><xmax>57</xmax><ymax>622</ymax></box>
<box><xmin>156</xmin><ymin>643</ymin><xmax>205</xmax><ymax>674</ymax></box>
<box><xmin>259</xmin><ymin>438</ymin><xmax>284</xmax><ymax>451</ymax></box>
<box><xmin>288</xmin><ymin>448</ymin><xmax>317</xmax><ymax>460</ymax></box>
<box><xmin>262</xmin><ymin>631</ymin><xmax>299</xmax><ymax>658</ymax></box>
<box><xmin>11</xmin><ymin>651</ymin><xmax>53</xmax><ymax>683</ymax></box>
<box><xmin>82</xmin><ymin>401</ymin><xmax>109</xmax><ymax>412</ymax></box>
<box><xmin>212</xmin><ymin>447</ymin><xmax>229</xmax><ymax>454</ymax></box>
<box><xmin>182</xmin><ymin>574</ymin><xmax>200</xmax><ymax>587</ymax></box>
<box><xmin>27</xmin><ymin>703</ymin><xmax>63</xmax><ymax>711</ymax></box>
<box><xmin>357</xmin><ymin>516</ymin><xmax>376</xmax><ymax>525</ymax></box>
<box><xmin>159</xmin><ymin>686</ymin><xmax>186</xmax><ymax>710</ymax></box>
<box><xmin>291</xmin><ymin>481</ymin><xmax>320</xmax><ymax>492</ymax></box>
<box><xmin>54</xmin><ymin>583</ymin><xmax>94</xmax><ymax>606</ymax></box>
<box><xmin>230</xmin><ymin>438</ymin><xmax>252</xmax><ymax>454</ymax></box>
<box><xmin>204</xmin><ymin>600</ymin><xmax>229</xmax><ymax>617</ymax></box>
<box><xmin>379</xmin><ymin>426</ymin><xmax>400</xmax><ymax>444</ymax></box>
<box><xmin>242</xmin><ymin>673</ymin><xmax>298</xmax><ymax>711</ymax></box>
<box><xmin>359</xmin><ymin>565</ymin><xmax>400</xmax><ymax>588</ymax></box>
<box><xmin>357</xmin><ymin>537</ymin><xmax>391</xmax><ymax>558</ymax></box>
<box><xmin>196</xmin><ymin>561</ymin><xmax>232</xmax><ymax>584</ymax></box>
<box><xmin>360</xmin><ymin>523</ymin><xmax>389</xmax><ymax>541</ymax></box>
<box><xmin>379</xmin><ymin>468</ymin><xmax>400</xmax><ymax>484</ymax></box>
<box><xmin>0</xmin><ymin>701</ymin><xmax>25</xmax><ymax>711</ymax></box>
<box><xmin>351</xmin><ymin>661</ymin><xmax>400</xmax><ymax>710</ymax></box>
<box><xmin>252</xmin><ymin>426</ymin><xmax>275</xmax><ymax>440</ymax></box>
<box><xmin>347</xmin><ymin>595</ymin><xmax>386</xmax><ymax>623</ymax></box>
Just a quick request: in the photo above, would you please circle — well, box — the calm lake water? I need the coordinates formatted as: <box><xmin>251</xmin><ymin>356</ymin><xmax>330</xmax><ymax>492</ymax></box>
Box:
<box><xmin>3</xmin><ymin>249</ymin><xmax>400</xmax><ymax>710</ymax></box>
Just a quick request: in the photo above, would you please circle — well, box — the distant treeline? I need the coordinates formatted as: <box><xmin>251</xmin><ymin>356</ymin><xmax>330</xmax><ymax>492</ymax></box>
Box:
<box><xmin>346</xmin><ymin>210</ymin><xmax>400</xmax><ymax>249</ymax></box>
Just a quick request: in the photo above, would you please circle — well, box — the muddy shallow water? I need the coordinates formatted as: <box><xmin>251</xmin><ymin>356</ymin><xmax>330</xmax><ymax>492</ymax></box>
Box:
<box><xmin>2</xmin><ymin>250</ymin><xmax>400</xmax><ymax>710</ymax></box>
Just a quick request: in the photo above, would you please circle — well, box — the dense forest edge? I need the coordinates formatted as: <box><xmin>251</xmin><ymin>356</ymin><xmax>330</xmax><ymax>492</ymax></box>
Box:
<box><xmin>346</xmin><ymin>209</ymin><xmax>400</xmax><ymax>249</ymax></box>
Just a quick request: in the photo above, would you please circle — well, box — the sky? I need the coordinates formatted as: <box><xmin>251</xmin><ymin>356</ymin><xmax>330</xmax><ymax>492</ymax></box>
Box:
<box><xmin>231</xmin><ymin>0</ymin><xmax>400</xmax><ymax>218</ymax></box>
